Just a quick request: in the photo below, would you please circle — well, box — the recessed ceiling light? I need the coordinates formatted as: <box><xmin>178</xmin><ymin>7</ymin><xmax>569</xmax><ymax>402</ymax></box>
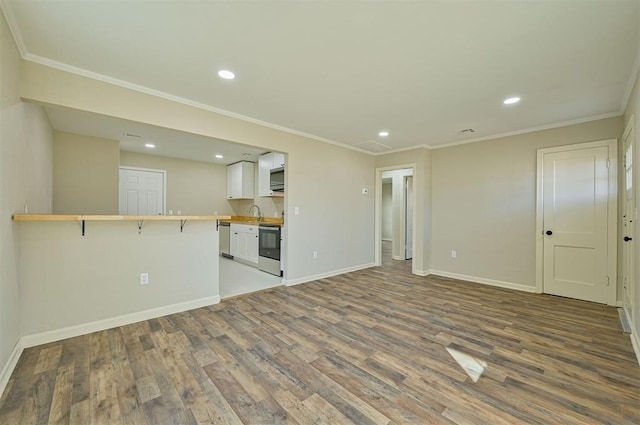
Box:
<box><xmin>218</xmin><ymin>70</ymin><xmax>235</xmax><ymax>80</ymax></box>
<box><xmin>378</xmin><ymin>131</ymin><xmax>389</xmax><ymax>137</ymax></box>
<box><xmin>144</xmin><ymin>143</ymin><xmax>156</xmax><ymax>148</ymax></box>
<box><xmin>503</xmin><ymin>96</ymin><xmax>521</xmax><ymax>105</ymax></box>
<box><xmin>215</xmin><ymin>154</ymin><xmax>224</xmax><ymax>159</ymax></box>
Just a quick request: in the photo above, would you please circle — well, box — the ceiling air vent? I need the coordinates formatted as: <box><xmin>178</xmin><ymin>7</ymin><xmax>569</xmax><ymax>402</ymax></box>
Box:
<box><xmin>458</xmin><ymin>128</ymin><xmax>476</xmax><ymax>134</ymax></box>
<box><xmin>122</xmin><ymin>132</ymin><xmax>142</xmax><ymax>140</ymax></box>
<box><xmin>354</xmin><ymin>140</ymin><xmax>392</xmax><ymax>153</ymax></box>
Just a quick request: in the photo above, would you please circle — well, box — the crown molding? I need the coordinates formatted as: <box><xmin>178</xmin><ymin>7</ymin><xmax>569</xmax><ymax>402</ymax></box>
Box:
<box><xmin>428</xmin><ymin>111</ymin><xmax>623</xmax><ymax>150</ymax></box>
<box><xmin>0</xmin><ymin>0</ymin><xmax>27</xmax><ymax>57</ymax></box>
<box><xmin>4</xmin><ymin>0</ymin><xmax>631</xmax><ymax>158</ymax></box>
<box><xmin>21</xmin><ymin>51</ymin><xmax>374</xmax><ymax>156</ymax></box>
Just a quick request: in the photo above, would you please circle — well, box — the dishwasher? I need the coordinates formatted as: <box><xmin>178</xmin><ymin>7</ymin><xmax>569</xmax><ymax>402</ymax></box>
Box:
<box><xmin>219</xmin><ymin>222</ymin><xmax>232</xmax><ymax>258</ymax></box>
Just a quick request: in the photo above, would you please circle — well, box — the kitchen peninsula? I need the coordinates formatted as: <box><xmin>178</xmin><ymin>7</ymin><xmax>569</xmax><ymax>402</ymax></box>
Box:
<box><xmin>13</xmin><ymin>213</ymin><xmax>230</xmax><ymax>347</ymax></box>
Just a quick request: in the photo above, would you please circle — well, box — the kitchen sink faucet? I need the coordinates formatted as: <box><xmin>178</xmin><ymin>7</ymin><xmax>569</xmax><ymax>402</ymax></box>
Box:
<box><xmin>248</xmin><ymin>204</ymin><xmax>262</xmax><ymax>222</ymax></box>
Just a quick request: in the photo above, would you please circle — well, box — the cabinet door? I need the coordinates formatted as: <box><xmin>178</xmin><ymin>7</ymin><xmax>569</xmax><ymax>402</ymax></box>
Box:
<box><xmin>230</xmin><ymin>229</ymin><xmax>240</xmax><ymax>257</ymax></box>
<box><xmin>227</xmin><ymin>163</ymin><xmax>242</xmax><ymax>199</ymax></box>
<box><xmin>246</xmin><ymin>232</ymin><xmax>259</xmax><ymax>263</ymax></box>
<box><xmin>273</xmin><ymin>152</ymin><xmax>285</xmax><ymax>168</ymax></box>
<box><xmin>258</xmin><ymin>153</ymin><xmax>274</xmax><ymax>197</ymax></box>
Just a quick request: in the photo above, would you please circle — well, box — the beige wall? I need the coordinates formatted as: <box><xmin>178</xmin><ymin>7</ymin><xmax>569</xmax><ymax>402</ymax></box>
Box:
<box><xmin>53</xmin><ymin>131</ymin><xmax>119</xmax><ymax>214</ymax></box>
<box><xmin>120</xmin><ymin>151</ymin><xmax>234</xmax><ymax>216</ymax></box>
<box><xmin>430</xmin><ymin>116</ymin><xmax>623</xmax><ymax>289</ymax></box>
<box><xmin>21</xmin><ymin>60</ymin><xmax>375</xmax><ymax>285</ymax></box>
<box><xmin>623</xmin><ymin>65</ymin><xmax>640</xmax><ymax>353</ymax></box>
<box><xmin>19</xmin><ymin>220</ymin><xmax>218</xmax><ymax>336</ymax></box>
<box><xmin>0</xmin><ymin>10</ymin><xmax>52</xmax><ymax>386</ymax></box>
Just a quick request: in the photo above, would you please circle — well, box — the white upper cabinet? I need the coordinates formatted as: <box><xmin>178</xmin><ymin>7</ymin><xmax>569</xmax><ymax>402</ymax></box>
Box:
<box><xmin>258</xmin><ymin>152</ymin><xmax>285</xmax><ymax>197</ymax></box>
<box><xmin>227</xmin><ymin>161</ymin><xmax>255</xmax><ymax>199</ymax></box>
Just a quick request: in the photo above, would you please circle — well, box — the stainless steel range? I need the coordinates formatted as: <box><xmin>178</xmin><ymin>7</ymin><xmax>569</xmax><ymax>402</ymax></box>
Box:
<box><xmin>258</xmin><ymin>223</ymin><xmax>282</xmax><ymax>276</ymax></box>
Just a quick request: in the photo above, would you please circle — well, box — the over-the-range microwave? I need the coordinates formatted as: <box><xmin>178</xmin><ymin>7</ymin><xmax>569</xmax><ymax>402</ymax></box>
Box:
<box><xmin>270</xmin><ymin>167</ymin><xmax>284</xmax><ymax>192</ymax></box>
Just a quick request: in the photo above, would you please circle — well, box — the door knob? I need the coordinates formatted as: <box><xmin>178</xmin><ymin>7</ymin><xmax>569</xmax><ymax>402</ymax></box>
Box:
<box><xmin>624</xmin><ymin>236</ymin><xmax>633</xmax><ymax>242</ymax></box>
<box><xmin>545</xmin><ymin>230</ymin><xmax>553</xmax><ymax>235</ymax></box>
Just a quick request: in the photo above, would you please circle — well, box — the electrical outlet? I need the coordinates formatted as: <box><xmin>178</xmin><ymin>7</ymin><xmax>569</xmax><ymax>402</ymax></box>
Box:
<box><xmin>451</xmin><ymin>250</ymin><xmax>457</xmax><ymax>258</ymax></box>
<box><xmin>313</xmin><ymin>251</ymin><xmax>318</xmax><ymax>259</ymax></box>
<box><xmin>140</xmin><ymin>272</ymin><xmax>149</xmax><ymax>285</ymax></box>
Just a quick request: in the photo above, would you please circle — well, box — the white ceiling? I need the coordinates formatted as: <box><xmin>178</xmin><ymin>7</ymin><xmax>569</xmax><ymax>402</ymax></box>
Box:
<box><xmin>3</xmin><ymin>1</ymin><xmax>639</xmax><ymax>153</ymax></box>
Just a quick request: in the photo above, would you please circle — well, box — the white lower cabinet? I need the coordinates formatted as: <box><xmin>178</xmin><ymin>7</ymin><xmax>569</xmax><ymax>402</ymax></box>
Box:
<box><xmin>230</xmin><ymin>224</ymin><xmax>259</xmax><ymax>263</ymax></box>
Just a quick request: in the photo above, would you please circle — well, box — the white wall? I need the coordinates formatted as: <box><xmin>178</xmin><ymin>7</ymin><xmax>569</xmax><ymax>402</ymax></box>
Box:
<box><xmin>0</xmin><ymin>10</ymin><xmax>52</xmax><ymax>387</ymax></box>
<box><xmin>381</xmin><ymin>182</ymin><xmax>392</xmax><ymax>240</ymax></box>
<box><xmin>430</xmin><ymin>117</ymin><xmax>623</xmax><ymax>289</ymax></box>
<box><xmin>19</xmin><ymin>220</ymin><xmax>219</xmax><ymax>338</ymax></box>
<box><xmin>20</xmin><ymin>60</ymin><xmax>375</xmax><ymax>285</ymax></box>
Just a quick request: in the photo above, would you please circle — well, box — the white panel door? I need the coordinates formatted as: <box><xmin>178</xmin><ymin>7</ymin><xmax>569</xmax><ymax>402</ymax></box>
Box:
<box><xmin>119</xmin><ymin>168</ymin><xmax>165</xmax><ymax>215</ymax></box>
<box><xmin>405</xmin><ymin>176</ymin><xmax>413</xmax><ymax>260</ymax></box>
<box><xmin>542</xmin><ymin>146</ymin><xmax>609</xmax><ymax>303</ymax></box>
<box><xmin>622</xmin><ymin>122</ymin><xmax>635</xmax><ymax>320</ymax></box>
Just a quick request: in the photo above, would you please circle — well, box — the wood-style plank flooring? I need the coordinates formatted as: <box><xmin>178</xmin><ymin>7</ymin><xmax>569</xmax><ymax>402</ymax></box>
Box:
<box><xmin>1</xmin><ymin>243</ymin><xmax>639</xmax><ymax>424</ymax></box>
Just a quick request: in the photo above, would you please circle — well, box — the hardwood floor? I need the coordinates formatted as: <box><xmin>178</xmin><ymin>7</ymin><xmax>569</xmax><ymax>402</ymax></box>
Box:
<box><xmin>1</xmin><ymin>244</ymin><xmax>639</xmax><ymax>424</ymax></box>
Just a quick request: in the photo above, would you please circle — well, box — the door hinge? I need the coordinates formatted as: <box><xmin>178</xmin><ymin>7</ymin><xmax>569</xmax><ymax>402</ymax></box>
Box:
<box><xmin>606</xmin><ymin>276</ymin><xmax>610</xmax><ymax>287</ymax></box>
<box><xmin>606</xmin><ymin>158</ymin><xmax>610</xmax><ymax>168</ymax></box>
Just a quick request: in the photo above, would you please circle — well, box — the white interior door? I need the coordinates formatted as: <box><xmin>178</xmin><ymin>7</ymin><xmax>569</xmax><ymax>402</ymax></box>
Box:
<box><xmin>119</xmin><ymin>167</ymin><xmax>165</xmax><ymax>215</ymax></box>
<box><xmin>622</xmin><ymin>121</ymin><xmax>635</xmax><ymax>321</ymax></box>
<box><xmin>542</xmin><ymin>145</ymin><xmax>610</xmax><ymax>304</ymax></box>
<box><xmin>405</xmin><ymin>176</ymin><xmax>413</xmax><ymax>260</ymax></box>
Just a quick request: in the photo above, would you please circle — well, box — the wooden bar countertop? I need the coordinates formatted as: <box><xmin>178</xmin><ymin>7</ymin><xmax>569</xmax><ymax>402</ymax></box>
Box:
<box><xmin>12</xmin><ymin>214</ymin><xmax>232</xmax><ymax>221</ymax></box>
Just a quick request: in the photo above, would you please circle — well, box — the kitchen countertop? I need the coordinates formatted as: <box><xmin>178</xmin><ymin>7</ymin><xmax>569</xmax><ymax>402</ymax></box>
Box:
<box><xmin>221</xmin><ymin>216</ymin><xmax>284</xmax><ymax>226</ymax></box>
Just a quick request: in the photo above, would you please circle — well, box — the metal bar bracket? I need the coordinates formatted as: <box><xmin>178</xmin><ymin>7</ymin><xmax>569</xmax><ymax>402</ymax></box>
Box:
<box><xmin>180</xmin><ymin>219</ymin><xmax>187</xmax><ymax>232</ymax></box>
<box><xmin>137</xmin><ymin>220</ymin><xmax>144</xmax><ymax>234</ymax></box>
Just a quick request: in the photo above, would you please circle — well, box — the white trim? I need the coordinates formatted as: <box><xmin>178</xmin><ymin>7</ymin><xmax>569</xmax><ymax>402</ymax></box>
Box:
<box><xmin>18</xmin><ymin>52</ymin><xmax>372</xmax><ymax>156</ymax></box>
<box><xmin>282</xmin><ymin>263</ymin><xmax>374</xmax><ymax>287</ymax></box>
<box><xmin>414</xmin><ymin>269</ymin><xmax>430</xmax><ymax>277</ymax></box>
<box><xmin>429</xmin><ymin>112</ymin><xmax>622</xmax><ymax>151</ymax></box>
<box><xmin>119</xmin><ymin>166</ymin><xmax>167</xmax><ymax>215</ymax></box>
<box><xmin>0</xmin><ymin>0</ymin><xmax>628</xmax><ymax>159</ymax></box>
<box><xmin>631</xmin><ymin>329</ymin><xmax>640</xmax><ymax>366</ymax></box>
<box><xmin>0</xmin><ymin>339</ymin><xmax>25</xmax><ymax>397</ymax></box>
<box><xmin>535</xmin><ymin>139</ymin><xmax>618</xmax><ymax>305</ymax></box>
<box><xmin>426</xmin><ymin>270</ymin><xmax>537</xmax><ymax>293</ymax></box>
<box><xmin>0</xmin><ymin>1</ymin><xmax>27</xmax><ymax>57</ymax></box>
<box><xmin>21</xmin><ymin>295</ymin><xmax>220</xmax><ymax>348</ymax></box>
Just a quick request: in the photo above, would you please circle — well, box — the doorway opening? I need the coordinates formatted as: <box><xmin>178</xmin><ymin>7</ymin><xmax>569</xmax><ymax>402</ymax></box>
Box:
<box><xmin>376</xmin><ymin>165</ymin><xmax>416</xmax><ymax>273</ymax></box>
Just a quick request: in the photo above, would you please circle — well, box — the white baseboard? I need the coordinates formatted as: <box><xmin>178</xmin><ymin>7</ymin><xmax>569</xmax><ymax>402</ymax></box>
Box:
<box><xmin>616</xmin><ymin>300</ymin><xmax>624</xmax><ymax>307</ymax></box>
<box><xmin>631</xmin><ymin>329</ymin><xmax>640</xmax><ymax>366</ymax></box>
<box><xmin>0</xmin><ymin>339</ymin><xmax>25</xmax><ymax>397</ymax></box>
<box><xmin>414</xmin><ymin>269</ymin><xmax>429</xmax><ymax>277</ymax></box>
<box><xmin>425</xmin><ymin>269</ymin><xmax>537</xmax><ymax>293</ymax></box>
<box><xmin>283</xmin><ymin>263</ymin><xmax>375</xmax><ymax>287</ymax></box>
<box><xmin>21</xmin><ymin>295</ymin><xmax>221</xmax><ymax>348</ymax></box>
